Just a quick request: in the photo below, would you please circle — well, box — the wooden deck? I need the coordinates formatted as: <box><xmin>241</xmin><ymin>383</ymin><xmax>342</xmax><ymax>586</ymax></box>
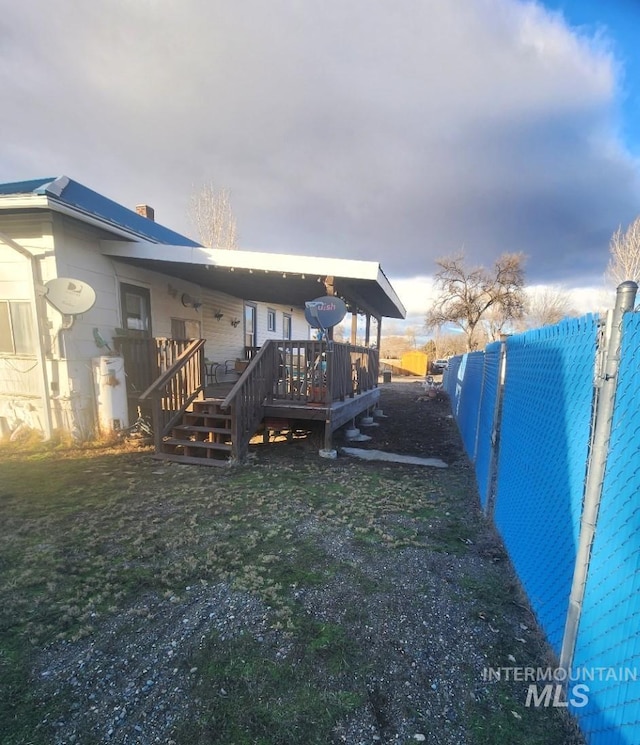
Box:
<box><xmin>205</xmin><ymin>381</ymin><xmax>380</xmax><ymax>431</ymax></box>
<box><xmin>137</xmin><ymin>338</ymin><xmax>380</xmax><ymax>462</ymax></box>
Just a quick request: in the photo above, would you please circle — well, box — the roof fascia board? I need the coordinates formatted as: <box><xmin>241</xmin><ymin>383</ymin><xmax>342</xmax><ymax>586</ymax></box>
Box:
<box><xmin>102</xmin><ymin>240</ymin><xmax>381</xmax><ymax>281</ymax></box>
<box><xmin>206</xmin><ymin>247</ymin><xmax>381</xmax><ymax>281</ymax></box>
<box><xmin>0</xmin><ymin>195</ymin><xmax>51</xmax><ymax>211</ymax></box>
<box><xmin>103</xmin><ymin>240</ymin><xmax>213</xmax><ymax>264</ymax></box>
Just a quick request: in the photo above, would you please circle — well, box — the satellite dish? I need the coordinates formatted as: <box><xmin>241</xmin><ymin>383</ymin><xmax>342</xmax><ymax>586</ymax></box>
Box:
<box><xmin>304</xmin><ymin>296</ymin><xmax>348</xmax><ymax>330</ymax></box>
<box><xmin>44</xmin><ymin>278</ymin><xmax>96</xmax><ymax>315</ymax></box>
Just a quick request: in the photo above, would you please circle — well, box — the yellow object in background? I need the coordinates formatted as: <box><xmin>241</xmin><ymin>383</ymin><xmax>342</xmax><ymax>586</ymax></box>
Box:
<box><xmin>400</xmin><ymin>351</ymin><xmax>428</xmax><ymax>376</ymax></box>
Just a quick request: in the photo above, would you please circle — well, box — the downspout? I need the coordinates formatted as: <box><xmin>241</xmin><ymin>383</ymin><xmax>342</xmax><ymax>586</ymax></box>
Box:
<box><xmin>0</xmin><ymin>230</ymin><xmax>54</xmax><ymax>439</ymax></box>
<box><xmin>559</xmin><ymin>281</ymin><xmax>638</xmax><ymax>678</ymax></box>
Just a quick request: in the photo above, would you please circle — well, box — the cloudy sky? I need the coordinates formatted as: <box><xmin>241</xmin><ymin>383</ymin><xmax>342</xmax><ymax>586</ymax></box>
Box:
<box><xmin>2</xmin><ymin>0</ymin><xmax>640</xmax><ymax>318</ymax></box>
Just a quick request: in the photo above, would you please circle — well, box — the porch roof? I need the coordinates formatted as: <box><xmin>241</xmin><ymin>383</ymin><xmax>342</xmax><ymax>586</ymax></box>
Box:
<box><xmin>101</xmin><ymin>241</ymin><xmax>406</xmax><ymax>320</ymax></box>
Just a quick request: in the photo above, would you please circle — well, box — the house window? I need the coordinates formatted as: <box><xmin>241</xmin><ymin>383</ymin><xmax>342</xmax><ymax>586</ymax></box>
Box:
<box><xmin>120</xmin><ymin>283</ymin><xmax>151</xmax><ymax>336</ymax></box>
<box><xmin>171</xmin><ymin>318</ymin><xmax>201</xmax><ymax>339</ymax></box>
<box><xmin>0</xmin><ymin>301</ymin><xmax>36</xmax><ymax>355</ymax></box>
<box><xmin>283</xmin><ymin>313</ymin><xmax>292</xmax><ymax>340</ymax></box>
<box><xmin>244</xmin><ymin>303</ymin><xmax>257</xmax><ymax>347</ymax></box>
<box><xmin>267</xmin><ymin>308</ymin><xmax>276</xmax><ymax>333</ymax></box>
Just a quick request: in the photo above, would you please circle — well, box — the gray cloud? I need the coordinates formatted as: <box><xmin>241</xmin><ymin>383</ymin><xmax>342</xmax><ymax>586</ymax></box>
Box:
<box><xmin>1</xmin><ymin>0</ymin><xmax>639</xmax><ymax>287</ymax></box>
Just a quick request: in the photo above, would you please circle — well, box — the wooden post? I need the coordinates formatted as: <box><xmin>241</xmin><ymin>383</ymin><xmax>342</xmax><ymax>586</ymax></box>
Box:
<box><xmin>351</xmin><ymin>309</ymin><xmax>358</xmax><ymax>345</ymax></box>
<box><xmin>230</xmin><ymin>402</ymin><xmax>240</xmax><ymax>460</ymax></box>
<box><xmin>323</xmin><ymin>276</ymin><xmax>336</xmax><ymax>340</ymax></box>
<box><xmin>365</xmin><ymin>313</ymin><xmax>371</xmax><ymax>346</ymax></box>
<box><xmin>151</xmin><ymin>395</ymin><xmax>163</xmax><ymax>451</ymax></box>
<box><xmin>324</xmin><ymin>418</ymin><xmax>333</xmax><ymax>451</ymax></box>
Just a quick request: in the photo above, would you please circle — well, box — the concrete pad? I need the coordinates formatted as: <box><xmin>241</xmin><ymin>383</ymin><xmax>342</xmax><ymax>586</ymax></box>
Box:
<box><xmin>340</xmin><ymin>447</ymin><xmax>448</xmax><ymax>468</ymax></box>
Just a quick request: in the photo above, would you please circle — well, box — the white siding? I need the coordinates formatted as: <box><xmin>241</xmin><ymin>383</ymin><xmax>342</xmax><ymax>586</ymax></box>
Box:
<box><xmin>201</xmin><ymin>291</ymin><xmax>246</xmax><ymax>362</ymax></box>
<box><xmin>254</xmin><ymin>303</ymin><xmax>309</xmax><ymax>344</ymax></box>
<box><xmin>0</xmin><ymin>215</ymin><xmax>56</xmax><ymax>434</ymax></box>
<box><xmin>200</xmin><ymin>299</ymin><xmax>309</xmax><ymax>363</ymax></box>
<box><xmin>0</xmin><ymin>210</ymin><xmax>317</xmax><ymax>436</ymax></box>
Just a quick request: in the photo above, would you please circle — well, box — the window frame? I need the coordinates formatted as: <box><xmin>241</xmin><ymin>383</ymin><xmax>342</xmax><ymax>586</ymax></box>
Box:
<box><xmin>120</xmin><ymin>283</ymin><xmax>152</xmax><ymax>337</ymax></box>
<box><xmin>267</xmin><ymin>308</ymin><xmax>277</xmax><ymax>333</ymax></box>
<box><xmin>0</xmin><ymin>300</ymin><xmax>37</xmax><ymax>356</ymax></box>
<box><xmin>244</xmin><ymin>303</ymin><xmax>257</xmax><ymax>347</ymax></box>
<box><xmin>283</xmin><ymin>312</ymin><xmax>292</xmax><ymax>340</ymax></box>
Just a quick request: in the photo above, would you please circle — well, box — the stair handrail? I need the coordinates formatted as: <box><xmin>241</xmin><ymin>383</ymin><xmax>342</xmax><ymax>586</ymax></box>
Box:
<box><xmin>220</xmin><ymin>340</ymin><xmax>279</xmax><ymax>459</ymax></box>
<box><xmin>139</xmin><ymin>338</ymin><xmax>206</xmax><ymax>449</ymax></box>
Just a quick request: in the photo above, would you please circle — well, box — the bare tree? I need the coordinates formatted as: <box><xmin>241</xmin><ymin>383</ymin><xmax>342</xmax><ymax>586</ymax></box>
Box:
<box><xmin>189</xmin><ymin>183</ymin><xmax>238</xmax><ymax>249</ymax></box>
<box><xmin>425</xmin><ymin>253</ymin><xmax>526</xmax><ymax>351</ymax></box>
<box><xmin>520</xmin><ymin>286</ymin><xmax>576</xmax><ymax>329</ymax></box>
<box><xmin>606</xmin><ymin>216</ymin><xmax>640</xmax><ymax>285</ymax></box>
<box><xmin>480</xmin><ymin>305</ymin><xmax>510</xmax><ymax>343</ymax></box>
<box><xmin>431</xmin><ymin>333</ymin><xmax>468</xmax><ymax>358</ymax></box>
<box><xmin>380</xmin><ymin>335</ymin><xmax>414</xmax><ymax>359</ymax></box>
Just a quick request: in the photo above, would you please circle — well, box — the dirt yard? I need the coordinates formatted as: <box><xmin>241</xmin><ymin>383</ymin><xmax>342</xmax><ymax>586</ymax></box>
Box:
<box><xmin>0</xmin><ymin>379</ymin><xmax>584</xmax><ymax>744</ymax></box>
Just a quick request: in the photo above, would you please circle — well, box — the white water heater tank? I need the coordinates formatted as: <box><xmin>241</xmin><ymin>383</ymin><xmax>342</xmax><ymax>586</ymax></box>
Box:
<box><xmin>92</xmin><ymin>356</ymin><xmax>129</xmax><ymax>434</ymax></box>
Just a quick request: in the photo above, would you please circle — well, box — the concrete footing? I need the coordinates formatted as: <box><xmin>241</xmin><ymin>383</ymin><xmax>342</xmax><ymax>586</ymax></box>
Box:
<box><xmin>319</xmin><ymin>448</ymin><xmax>338</xmax><ymax>459</ymax></box>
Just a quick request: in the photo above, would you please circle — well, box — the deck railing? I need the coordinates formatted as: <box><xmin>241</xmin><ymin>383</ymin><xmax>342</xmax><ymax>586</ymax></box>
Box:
<box><xmin>329</xmin><ymin>342</ymin><xmax>379</xmax><ymax>400</ymax></box>
<box><xmin>221</xmin><ymin>339</ymin><xmax>379</xmax><ymax>458</ymax></box>
<box><xmin>138</xmin><ymin>339</ymin><xmax>206</xmax><ymax>450</ymax></box>
<box><xmin>221</xmin><ymin>340</ymin><xmax>279</xmax><ymax>460</ymax></box>
<box><xmin>114</xmin><ymin>337</ymin><xmax>194</xmax><ymax>397</ymax></box>
<box><xmin>273</xmin><ymin>339</ymin><xmax>329</xmax><ymax>403</ymax></box>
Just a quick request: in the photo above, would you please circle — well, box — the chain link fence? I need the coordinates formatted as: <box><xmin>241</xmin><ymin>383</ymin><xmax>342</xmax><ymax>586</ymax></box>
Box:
<box><xmin>443</xmin><ymin>290</ymin><xmax>640</xmax><ymax>744</ymax></box>
<box><xmin>496</xmin><ymin>316</ymin><xmax>597</xmax><ymax>654</ymax></box>
<box><xmin>570</xmin><ymin>311</ymin><xmax>640</xmax><ymax>739</ymax></box>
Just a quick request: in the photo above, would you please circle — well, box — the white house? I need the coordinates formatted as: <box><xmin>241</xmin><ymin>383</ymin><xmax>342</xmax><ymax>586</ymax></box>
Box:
<box><xmin>0</xmin><ymin>176</ymin><xmax>405</xmax><ymax>451</ymax></box>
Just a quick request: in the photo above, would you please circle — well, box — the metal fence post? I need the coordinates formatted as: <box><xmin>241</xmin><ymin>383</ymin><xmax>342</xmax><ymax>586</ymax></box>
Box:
<box><xmin>559</xmin><ymin>281</ymin><xmax>638</xmax><ymax>678</ymax></box>
<box><xmin>473</xmin><ymin>352</ymin><xmax>488</xmax><ymax>465</ymax></box>
<box><xmin>485</xmin><ymin>337</ymin><xmax>508</xmax><ymax>518</ymax></box>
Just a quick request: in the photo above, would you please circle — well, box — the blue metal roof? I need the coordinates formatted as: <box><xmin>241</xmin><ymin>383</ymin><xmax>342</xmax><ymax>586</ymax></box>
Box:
<box><xmin>0</xmin><ymin>176</ymin><xmax>200</xmax><ymax>246</ymax></box>
<box><xmin>0</xmin><ymin>177</ymin><xmax>58</xmax><ymax>195</ymax></box>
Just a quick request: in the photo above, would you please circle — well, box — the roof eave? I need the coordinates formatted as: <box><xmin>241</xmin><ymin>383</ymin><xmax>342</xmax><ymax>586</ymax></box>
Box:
<box><xmin>101</xmin><ymin>240</ymin><xmax>407</xmax><ymax>319</ymax></box>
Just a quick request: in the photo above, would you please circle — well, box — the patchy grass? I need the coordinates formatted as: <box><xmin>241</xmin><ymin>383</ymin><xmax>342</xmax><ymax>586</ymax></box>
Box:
<box><xmin>0</xmin><ymin>436</ymin><xmax>583</xmax><ymax>745</ymax></box>
<box><xmin>177</xmin><ymin>630</ymin><xmax>364</xmax><ymax>745</ymax></box>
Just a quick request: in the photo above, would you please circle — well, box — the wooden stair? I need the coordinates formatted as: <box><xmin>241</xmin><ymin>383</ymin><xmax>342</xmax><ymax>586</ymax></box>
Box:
<box><xmin>154</xmin><ymin>399</ymin><xmax>233</xmax><ymax>466</ymax></box>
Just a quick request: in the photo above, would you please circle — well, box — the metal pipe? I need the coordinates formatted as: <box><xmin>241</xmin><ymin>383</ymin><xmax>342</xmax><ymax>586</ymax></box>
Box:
<box><xmin>559</xmin><ymin>281</ymin><xmax>638</xmax><ymax>677</ymax></box>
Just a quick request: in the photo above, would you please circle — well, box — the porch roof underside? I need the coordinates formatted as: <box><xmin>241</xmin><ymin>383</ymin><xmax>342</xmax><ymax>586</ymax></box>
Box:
<box><xmin>101</xmin><ymin>242</ymin><xmax>406</xmax><ymax>320</ymax></box>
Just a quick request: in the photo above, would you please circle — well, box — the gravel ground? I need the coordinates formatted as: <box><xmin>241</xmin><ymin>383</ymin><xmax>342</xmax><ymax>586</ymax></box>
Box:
<box><xmin>29</xmin><ymin>379</ymin><xmax>584</xmax><ymax>744</ymax></box>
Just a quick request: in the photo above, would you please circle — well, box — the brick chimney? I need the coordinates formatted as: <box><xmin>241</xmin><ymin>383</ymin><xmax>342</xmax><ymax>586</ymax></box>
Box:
<box><xmin>135</xmin><ymin>204</ymin><xmax>155</xmax><ymax>221</ymax></box>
